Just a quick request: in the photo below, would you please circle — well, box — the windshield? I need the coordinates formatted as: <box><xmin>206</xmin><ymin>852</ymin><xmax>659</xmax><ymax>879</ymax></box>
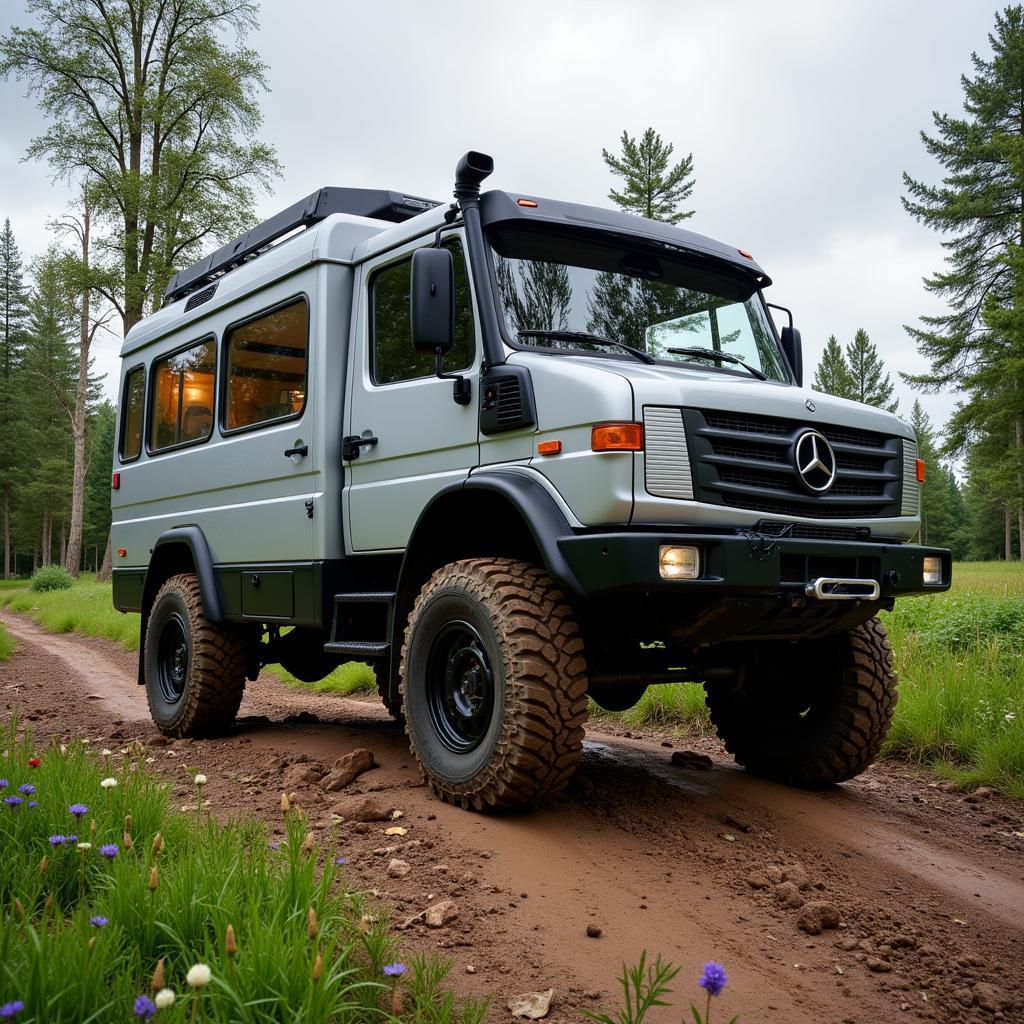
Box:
<box><xmin>490</xmin><ymin>227</ymin><xmax>788</xmax><ymax>381</ymax></box>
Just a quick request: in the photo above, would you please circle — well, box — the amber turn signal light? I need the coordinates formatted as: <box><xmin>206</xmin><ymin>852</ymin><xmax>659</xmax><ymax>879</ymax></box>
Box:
<box><xmin>537</xmin><ymin>440</ymin><xmax>562</xmax><ymax>456</ymax></box>
<box><xmin>591</xmin><ymin>423</ymin><xmax>643</xmax><ymax>451</ymax></box>
<box><xmin>916</xmin><ymin>459</ymin><xmax>926</xmax><ymax>483</ymax></box>
<box><xmin>516</xmin><ymin>198</ymin><xmax>538</xmax><ymax>208</ymax></box>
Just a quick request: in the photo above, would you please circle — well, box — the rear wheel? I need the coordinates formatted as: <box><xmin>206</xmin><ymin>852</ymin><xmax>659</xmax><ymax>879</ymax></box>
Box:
<box><xmin>144</xmin><ymin>574</ymin><xmax>248</xmax><ymax>737</ymax></box>
<box><xmin>704</xmin><ymin>617</ymin><xmax>897</xmax><ymax>786</ymax></box>
<box><xmin>400</xmin><ymin>558</ymin><xmax>588</xmax><ymax>810</ymax></box>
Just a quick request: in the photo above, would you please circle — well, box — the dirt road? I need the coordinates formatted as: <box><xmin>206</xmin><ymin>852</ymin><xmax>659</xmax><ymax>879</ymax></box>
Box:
<box><xmin>2</xmin><ymin>609</ymin><xmax>1022</xmax><ymax>1023</ymax></box>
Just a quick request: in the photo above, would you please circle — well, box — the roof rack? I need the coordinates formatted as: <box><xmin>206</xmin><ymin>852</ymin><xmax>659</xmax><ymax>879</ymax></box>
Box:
<box><xmin>163</xmin><ymin>187</ymin><xmax>441</xmax><ymax>305</ymax></box>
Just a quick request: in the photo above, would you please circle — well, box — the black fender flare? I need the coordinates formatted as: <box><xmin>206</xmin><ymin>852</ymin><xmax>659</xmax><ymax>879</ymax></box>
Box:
<box><xmin>145</xmin><ymin>526</ymin><xmax>224</xmax><ymax>621</ymax></box>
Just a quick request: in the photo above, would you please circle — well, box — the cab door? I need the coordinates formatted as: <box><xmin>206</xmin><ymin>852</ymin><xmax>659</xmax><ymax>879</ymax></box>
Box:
<box><xmin>344</xmin><ymin>234</ymin><xmax>479</xmax><ymax>552</ymax></box>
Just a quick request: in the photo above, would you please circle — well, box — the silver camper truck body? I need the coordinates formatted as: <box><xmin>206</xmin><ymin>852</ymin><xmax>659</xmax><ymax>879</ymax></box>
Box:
<box><xmin>112</xmin><ymin>152</ymin><xmax>950</xmax><ymax>811</ymax></box>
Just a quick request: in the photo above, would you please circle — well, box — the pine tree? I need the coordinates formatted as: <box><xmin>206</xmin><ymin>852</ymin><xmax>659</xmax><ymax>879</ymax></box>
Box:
<box><xmin>495</xmin><ymin>257</ymin><xmax>572</xmax><ymax>333</ymax></box>
<box><xmin>602</xmin><ymin>128</ymin><xmax>696</xmax><ymax>224</ymax></box>
<box><xmin>903</xmin><ymin>5</ymin><xmax>1024</xmax><ymax>556</ymax></box>
<box><xmin>845</xmin><ymin>329</ymin><xmax>898</xmax><ymax>412</ymax></box>
<box><xmin>812</xmin><ymin>335</ymin><xmax>855</xmax><ymax>399</ymax></box>
<box><xmin>909</xmin><ymin>400</ymin><xmax>965</xmax><ymax>551</ymax></box>
<box><xmin>0</xmin><ymin>218</ymin><xmax>29</xmax><ymax>577</ymax></box>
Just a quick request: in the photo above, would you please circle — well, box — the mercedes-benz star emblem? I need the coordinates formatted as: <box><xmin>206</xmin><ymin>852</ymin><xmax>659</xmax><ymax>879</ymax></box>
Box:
<box><xmin>794</xmin><ymin>430</ymin><xmax>837</xmax><ymax>493</ymax></box>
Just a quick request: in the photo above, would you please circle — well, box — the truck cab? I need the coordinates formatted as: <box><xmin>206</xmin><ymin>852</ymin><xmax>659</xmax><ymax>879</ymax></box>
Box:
<box><xmin>112</xmin><ymin>152</ymin><xmax>950</xmax><ymax>811</ymax></box>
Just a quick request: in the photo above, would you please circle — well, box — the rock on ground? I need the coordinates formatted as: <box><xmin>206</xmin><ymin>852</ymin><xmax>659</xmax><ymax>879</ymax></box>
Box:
<box><xmin>508</xmin><ymin>989</ymin><xmax>554</xmax><ymax>1020</ymax></box>
<box><xmin>424</xmin><ymin>898</ymin><xmax>458</xmax><ymax>928</ymax></box>
<box><xmin>329</xmin><ymin>794</ymin><xmax>392</xmax><ymax>822</ymax></box>
<box><xmin>797</xmin><ymin>901</ymin><xmax>840</xmax><ymax>935</ymax></box>
<box><xmin>322</xmin><ymin>748</ymin><xmax>375</xmax><ymax>791</ymax></box>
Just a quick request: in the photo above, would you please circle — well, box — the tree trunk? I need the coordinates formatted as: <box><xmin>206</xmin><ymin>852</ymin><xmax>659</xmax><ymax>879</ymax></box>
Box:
<box><xmin>64</xmin><ymin>208</ymin><xmax>91</xmax><ymax>579</ymax></box>
<box><xmin>59</xmin><ymin>521</ymin><xmax>66</xmax><ymax>567</ymax></box>
<box><xmin>96</xmin><ymin>530</ymin><xmax>112</xmax><ymax>583</ymax></box>
<box><xmin>2</xmin><ymin>487</ymin><xmax>9</xmax><ymax>579</ymax></box>
<box><xmin>1005</xmin><ymin>504</ymin><xmax>1013</xmax><ymax>561</ymax></box>
<box><xmin>41</xmin><ymin>511</ymin><xmax>51</xmax><ymax>567</ymax></box>
<box><xmin>1017</xmin><ymin>417</ymin><xmax>1024</xmax><ymax>562</ymax></box>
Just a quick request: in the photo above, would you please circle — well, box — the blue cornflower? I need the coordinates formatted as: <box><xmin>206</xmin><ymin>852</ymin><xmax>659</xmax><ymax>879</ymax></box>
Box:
<box><xmin>99</xmin><ymin>844</ymin><xmax>119</xmax><ymax>860</ymax></box>
<box><xmin>0</xmin><ymin>1000</ymin><xmax>24</xmax><ymax>1018</ymax></box>
<box><xmin>49</xmin><ymin>834</ymin><xmax>67</xmax><ymax>846</ymax></box>
<box><xmin>267</xmin><ymin>841</ymin><xmax>280</xmax><ymax>851</ymax></box>
<box><xmin>90</xmin><ymin>916</ymin><xmax>108</xmax><ymax>928</ymax></box>
<box><xmin>18</xmin><ymin>784</ymin><xmax>34</xmax><ymax>796</ymax></box>
<box><xmin>69</xmin><ymin>803</ymin><xmax>88</xmax><ymax>819</ymax></box>
<box><xmin>26</xmin><ymin>802</ymin><xmax>37</xmax><ymax>809</ymax></box>
<box><xmin>333</xmin><ymin>856</ymin><xmax>347</xmax><ymax>865</ymax></box>
<box><xmin>698</xmin><ymin>962</ymin><xmax>728</xmax><ymax>998</ymax></box>
<box><xmin>66</xmin><ymin>835</ymin><xmax>78</xmax><ymax>844</ymax></box>
<box><xmin>4</xmin><ymin>796</ymin><xmax>22</xmax><ymax>808</ymax></box>
<box><xmin>0</xmin><ymin>779</ymin><xmax>7</xmax><ymax>789</ymax></box>
<box><xmin>133</xmin><ymin>994</ymin><xmax>156</xmax><ymax>1019</ymax></box>
<box><xmin>383</xmin><ymin>962</ymin><xmax>406</xmax><ymax>977</ymax></box>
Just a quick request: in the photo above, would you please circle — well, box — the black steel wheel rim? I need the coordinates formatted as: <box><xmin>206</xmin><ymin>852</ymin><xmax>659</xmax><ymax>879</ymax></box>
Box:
<box><xmin>156</xmin><ymin>612</ymin><xmax>190</xmax><ymax>705</ymax></box>
<box><xmin>425</xmin><ymin>620</ymin><xmax>495</xmax><ymax>754</ymax></box>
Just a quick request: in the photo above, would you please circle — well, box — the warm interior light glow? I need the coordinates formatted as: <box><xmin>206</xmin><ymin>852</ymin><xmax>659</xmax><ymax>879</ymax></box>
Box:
<box><xmin>592</xmin><ymin>423</ymin><xmax>644</xmax><ymax>451</ymax></box>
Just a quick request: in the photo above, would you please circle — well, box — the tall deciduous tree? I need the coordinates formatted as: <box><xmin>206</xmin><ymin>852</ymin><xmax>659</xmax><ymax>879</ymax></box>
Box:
<box><xmin>812</xmin><ymin>334</ymin><xmax>855</xmax><ymax>399</ymax></box>
<box><xmin>0</xmin><ymin>218</ymin><xmax>29</xmax><ymax>577</ymax></box>
<box><xmin>845</xmin><ymin>329</ymin><xmax>898</xmax><ymax>412</ymax></box>
<box><xmin>0</xmin><ymin>0</ymin><xmax>281</xmax><ymax>333</ymax></box>
<box><xmin>902</xmin><ymin>5</ymin><xmax>1024</xmax><ymax>556</ymax></box>
<box><xmin>602</xmin><ymin>127</ymin><xmax>696</xmax><ymax>224</ymax></box>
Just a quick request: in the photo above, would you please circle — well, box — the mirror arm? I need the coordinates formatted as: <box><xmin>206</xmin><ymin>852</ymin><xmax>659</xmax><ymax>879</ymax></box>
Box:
<box><xmin>434</xmin><ymin>347</ymin><xmax>472</xmax><ymax>406</ymax></box>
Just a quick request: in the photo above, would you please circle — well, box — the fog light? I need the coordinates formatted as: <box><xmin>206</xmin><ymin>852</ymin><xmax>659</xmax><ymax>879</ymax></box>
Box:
<box><xmin>923</xmin><ymin>556</ymin><xmax>943</xmax><ymax>586</ymax></box>
<box><xmin>659</xmin><ymin>545</ymin><xmax>700</xmax><ymax>580</ymax></box>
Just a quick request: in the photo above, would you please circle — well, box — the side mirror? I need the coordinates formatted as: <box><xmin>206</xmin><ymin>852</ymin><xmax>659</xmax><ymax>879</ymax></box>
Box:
<box><xmin>410</xmin><ymin>247</ymin><xmax>455</xmax><ymax>354</ymax></box>
<box><xmin>780</xmin><ymin>326</ymin><xmax>803</xmax><ymax>386</ymax></box>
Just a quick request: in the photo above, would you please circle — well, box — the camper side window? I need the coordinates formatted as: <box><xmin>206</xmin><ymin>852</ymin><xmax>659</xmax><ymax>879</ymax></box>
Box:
<box><xmin>119</xmin><ymin>365</ymin><xmax>145</xmax><ymax>462</ymax></box>
<box><xmin>223</xmin><ymin>298</ymin><xmax>309</xmax><ymax>431</ymax></box>
<box><xmin>371</xmin><ymin>239</ymin><xmax>475</xmax><ymax>385</ymax></box>
<box><xmin>149</xmin><ymin>338</ymin><xmax>216</xmax><ymax>452</ymax></box>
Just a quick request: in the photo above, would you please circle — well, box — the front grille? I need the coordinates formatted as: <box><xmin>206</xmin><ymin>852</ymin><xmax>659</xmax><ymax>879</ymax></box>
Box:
<box><xmin>683</xmin><ymin>408</ymin><xmax>904</xmax><ymax>519</ymax></box>
<box><xmin>751</xmin><ymin>520</ymin><xmax>872</xmax><ymax>542</ymax></box>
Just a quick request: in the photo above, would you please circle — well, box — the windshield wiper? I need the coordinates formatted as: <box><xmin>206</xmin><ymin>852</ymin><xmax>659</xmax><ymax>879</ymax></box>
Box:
<box><xmin>665</xmin><ymin>346</ymin><xmax>767</xmax><ymax>381</ymax></box>
<box><xmin>518</xmin><ymin>330</ymin><xmax>656</xmax><ymax>365</ymax></box>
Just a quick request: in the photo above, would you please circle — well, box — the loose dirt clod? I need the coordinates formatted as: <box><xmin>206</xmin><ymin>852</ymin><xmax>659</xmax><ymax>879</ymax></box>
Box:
<box><xmin>773</xmin><ymin>881</ymin><xmax>805</xmax><ymax>909</ymax></box>
<box><xmin>386</xmin><ymin>858</ymin><xmax>410</xmax><ymax>878</ymax></box>
<box><xmin>329</xmin><ymin>794</ymin><xmax>392</xmax><ymax>822</ymax></box>
<box><xmin>797</xmin><ymin>901</ymin><xmax>841</xmax><ymax>935</ymax></box>
<box><xmin>508</xmin><ymin>989</ymin><xmax>553</xmax><ymax>1020</ymax></box>
<box><xmin>585</xmin><ymin>924</ymin><xmax>602</xmax><ymax>938</ymax></box>
<box><xmin>424</xmin><ymin>898</ymin><xmax>458</xmax><ymax>928</ymax></box>
<box><xmin>322</xmin><ymin>748</ymin><xmax>375</xmax><ymax>791</ymax></box>
<box><xmin>669</xmin><ymin>750</ymin><xmax>712</xmax><ymax>770</ymax></box>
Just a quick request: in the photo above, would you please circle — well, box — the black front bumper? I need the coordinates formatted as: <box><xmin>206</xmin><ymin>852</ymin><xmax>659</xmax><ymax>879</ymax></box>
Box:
<box><xmin>558</xmin><ymin>530</ymin><xmax>952</xmax><ymax>600</ymax></box>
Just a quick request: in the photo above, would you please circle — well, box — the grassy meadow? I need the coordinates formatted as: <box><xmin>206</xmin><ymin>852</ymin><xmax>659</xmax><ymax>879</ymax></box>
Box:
<box><xmin>1</xmin><ymin>564</ymin><xmax>1022</xmax><ymax>795</ymax></box>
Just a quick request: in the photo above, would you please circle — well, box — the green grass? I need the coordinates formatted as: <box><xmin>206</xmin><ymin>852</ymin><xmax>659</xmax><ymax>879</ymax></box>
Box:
<box><xmin>0</xmin><ymin>718</ymin><xmax>486</xmax><ymax>1022</ymax></box>
<box><xmin>0</xmin><ymin>622</ymin><xmax>15</xmax><ymax>662</ymax></box>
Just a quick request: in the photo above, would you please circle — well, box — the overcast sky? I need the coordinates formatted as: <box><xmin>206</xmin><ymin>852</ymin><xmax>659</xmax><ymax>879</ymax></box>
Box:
<box><xmin>0</xmin><ymin>0</ymin><xmax>998</xmax><ymax>429</ymax></box>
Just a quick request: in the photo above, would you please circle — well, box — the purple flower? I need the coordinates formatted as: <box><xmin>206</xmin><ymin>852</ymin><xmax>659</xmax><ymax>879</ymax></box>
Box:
<box><xmin>267</xmin><ymin>841</ymin><xmax>280</xmax><ymax>851</ymax></box>
<box><xmin>69</xmin><ymin>803</ymin><xmax>88</xmax><ymax>819</ymax></box>
<box><xmin>90</xmin><ymin>916</ymin><xmax>108</xmax><ymax>928</ymax></box>
<box><xmin>99</xmin><ymin>844</ymin><xmax>119</xmax><ymax>860</ymax></box>
<box><xmin>0</xmin><ymin>779</ymin><xmax>7</xmax><ymax>789</ymax></box>
<box><xmin>383</xmin><ymin>962</ymin><xmax>406</xmax><ymax>977</ymax></box>
<box><xmin>133</xmin><ymin>994</ymin><xmax>156</xmax><ymax>1019</ymax></box>
<box><xmin>18</xmin><ymin>784</ymin><xmax>34</xmax><ymax>796</ymax></box>
<box><xmin>0</xmin><ymin>1000</ymin><xmax>24</xmax><ymax>1019</ymax></box>
<box><xmin>26</xmin><ymin>802</ymin><xmax>37</xmax><ymax>809</ymax></box>
<box><xmin>4</xmin><ymin>796</ymin><xmax>22</xmax><ymax>808</ymax></box>
<box><xmin>698</xmin><ymin>962</ymin><xmax>728</xmax><ymax>998</ymax></box>
<box><xmin>333</xmin><ymin>856</ymin><xmax>347</xmax><ymax>865</ymax></box>
<box><xmin>66</xmin><ymin>835</ymin><xmax>78</xmax><ymax>844</ymax></box>
<box><xmin>49</xmin><ymin>834</ymin><xmax>67</xmax><ymax>846</ymax></box>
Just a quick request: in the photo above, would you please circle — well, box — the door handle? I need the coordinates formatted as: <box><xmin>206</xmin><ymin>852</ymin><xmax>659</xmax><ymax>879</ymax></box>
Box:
<box><xmin>342</xmin><ymin>434</ymin><xmax>379</xmax><ymax>461</ymax></box>
<box><xmin>284</xmin><ymin>444</ymin><xmax>308</xmax><ymax>458</ymax></box>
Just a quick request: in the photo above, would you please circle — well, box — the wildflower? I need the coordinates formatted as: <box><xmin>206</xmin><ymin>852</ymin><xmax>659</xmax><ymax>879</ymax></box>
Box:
<box><xmin>133</xmin><ymin>994</ymin><xmax>156</xmax><ymax>1019</ymax></box>
<box><xmin>148</xmin><ymin>866</ymin><xmax>159</xmax><ymax>892</ymax></box>
<box><xmin>0</xmin><ymin>779</ymin><xmax>6</xmax><ymax>788</ymax></box>
<box><xmin>312</xmin><ymin>952</ymin><xmax>323</xmax><ymax>983</ymax></box>
<box><xmin>383</xmin><ymin>963</ymin><xmax>406</xmax><ymax>977</ymax></box>
<box><xmin>12</xmin><ymin>898</ymin><xmax>24</xmax><ymax>920</ymax></box>
<box><xmin>279</xmin><ymin>791</ymin><xmax>290</xmax><ymax>814</ymax></box>
<box><xmin>77</xmin><ymin>842</ymin><xmax>92</xmax><ymax>851</ymax></box>
<box><xmin>124</xmin><ymin>814</ymin><xmax>132</xmax><ymax>831</ymax></box>
<box><xmin>28</xmin><ymin>758</ymin><xmax>40</xmax><ymax>768</ymax></box>
<box><xmin>267</xmin><ymin>840</ymin><xmax>280</xmax><ymax>851</ymax></box>
<box><xmin>123</xmin><ymin>831</ymin><xmax>134</xmax><ymax>851</ymax></box>
<box><xmin>66</xmin><ymin>835</ymin><xmax>77</xmax><ymax>844</ymax></box>
<box><xmin>0</xmin><ymin>1000</ymin><xmax>25</xmax><ymax>1019</ymax></box>
<box><xmin>69</xmin><ymin>803</ymin><xmax>88</xmax><ymax>819</ymax></box>
<box><xmin>301</xmin><ymin>831</ymin><xmax>315</xmax><ymax>856</ymax></box>
<box><xmin>154</xmin><ymin>989</ymin><xmax>175</xmax><ymax>1009</ymax></box>
<box><xmin>91</xmin><ymin>916</ymin><xmax>108</xmax><ymax>928</ymax></box>
<box><xmin>18</xmin><ymin>784</ymin><xmax>34</xmax><ymax>796</ymax></box>
<box><xmin>101</xmin><ymin>749</ymin><xmax>112</xmax><ymax>757</ymax></box>
<box><xmin>698</xmin><ymin>962</ymin><xmax>728</xmax><ymax>998</ymax></box>
<box><xmin>186</xmin><ymin>964</ymin><xmax>212</xmax><ymax>988</ymax></box>
<box><xmin>194</xmin><ymin>773</ymin><xmax>207</xmax><ymax>786</ymax></box>
<box><xmin>89</xmin><ymin>820</ymin><xmax>97</xmax><ymax>836</ymax></box>
<box><xmin>26</xmin><ymin>802</ymin><xmax>37</xmax><ymax>809</ymax></box>
<box><xmin>152</xmin><ymin>832</ymin><xmax>164</xmax><ymax>856</ymax></box>
<box><xmin>100</xmin><ymin>778</ymin><xmax>117</xmax><ymax>790</ymax></box>
<box><xmin>4</xmin><ymin>796</ymin><xmax>22</xmax><ymax>808</ymax></box>
<box><xmin>39</xmin><ymin>856</ymin><xmax>49</xmax><ymax>875</ymax></box>
<box><xmin>307</xmin><ymin>906</ymin><xmax>319</xmax><ymax>940</ymax></box>
<box><xmin>1006</xmin><ymin>712</ymin><xmax>1017</xmax><ymax>723</ymax></box>
<box><xmin>100</xmin><ymin>844</ymin><xmax>119</xmax><ymax>860</ymax></box>
<box><xmin>49</xmin><ymin>834</ymin><xmax>66</xmax><ymax>847</ymax></box>
<box><xmin>333</xmin><ymin>856</ymin><xmax>347</xmax><ymax>866</ymax></box>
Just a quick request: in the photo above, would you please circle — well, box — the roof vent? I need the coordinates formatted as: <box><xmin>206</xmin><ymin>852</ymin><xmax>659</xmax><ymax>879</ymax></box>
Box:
<box><xmin>184</xmin><ymin>282</ymin><xmax>218</xmax><ymax>312</ymax></box>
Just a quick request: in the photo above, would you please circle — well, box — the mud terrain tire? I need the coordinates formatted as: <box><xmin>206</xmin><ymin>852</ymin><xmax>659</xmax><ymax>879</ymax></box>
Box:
<box><xmin>400</xmin><ymin>558</ymin><xmax>588</xmax><ymax>810</ymax></box>
<box><xmin>144</xmin><ymin>573</ymin><xmax>247</xmax><ymax>737</ymax></box>
<box><xmin>704</xmin><ymin>616</ymin><xmax>897</xmax><ymax>786</ymax></box>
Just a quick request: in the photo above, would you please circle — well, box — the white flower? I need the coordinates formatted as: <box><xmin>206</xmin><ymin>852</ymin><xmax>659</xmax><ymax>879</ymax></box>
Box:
<box><xmin>145</xmin><ymin>757</ymin><xmax>155</xmax><ymax>764</ymax></box>
<box><xmin>100</xmin><ymin>749</ymin><xmax>112</xmax><ymax>757</ymax></box>
<box><xmin>100</xmin><ymin>778</ymin><xmax>117</xmax><ymax>790</ymax></box>
<box><xmin>193</xmin><ymin>774</ymin><xmax>207</xmax><ymax>786</ymax></box>
<box><xmin>1006</xmin><ymin>712</ymin><xmax>1017</xmax><ymax>723</ymax></box>
<box><xmin>76</xmin><ymin>842</ymin><xmax>92</xmax><ymax>851</ymax></box>
<box><xmin>186</xmin><ymin>963</ymin><xmax>212</xmax><ymax>988</ymax></box>
<box><xmin>154</xmin><ymin>988</ymin><xmax>176</xmax><ymax>1009</ymax></box>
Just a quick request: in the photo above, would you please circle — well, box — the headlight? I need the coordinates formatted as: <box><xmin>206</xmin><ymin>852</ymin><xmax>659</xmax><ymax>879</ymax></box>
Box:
<box><xmin>659</xmin><ymin>545</ymin><xmax>700</xmax><ymax>580</ymax></box>
<box><xmin>922</xmin><ymin>556</ymin><xmax>943</xmax><ymax>586</ymax></box>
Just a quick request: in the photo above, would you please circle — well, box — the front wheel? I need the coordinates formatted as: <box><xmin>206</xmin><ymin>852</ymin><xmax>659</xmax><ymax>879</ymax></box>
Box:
<box><xmin>704</xmin><ymin>617</ymin><xmax>897</xmax><ymax>786</ymax></box>
<box><xmin>144</xmin><ymin>574</ymin><xmax>248</xmax><ymax>737</ymax></box>
<box><xmin>400</xmin><ymin>558</ymin><xmax>588</xmax><ymax>810</ymax></box>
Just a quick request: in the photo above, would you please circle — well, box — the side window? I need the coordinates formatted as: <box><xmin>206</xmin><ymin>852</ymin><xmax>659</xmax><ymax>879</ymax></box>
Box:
<box><xmin>371</xmin><ymin>239</ymin><xmax>475</xmax><ymax>385</ymax></box>
<box><xmin>224</xmin><ymin>298</ymin><xmax>309</xmax><ymax>431</ymax></box>
<box><xmin>149</xmin><ymin>338</ymin><xmax>216</xmax><ymax>452</ymax></box>
<box><xmin>119</xmin><ymin>366</ymin><xmax>145</xmax><ymax>462</ymax></box>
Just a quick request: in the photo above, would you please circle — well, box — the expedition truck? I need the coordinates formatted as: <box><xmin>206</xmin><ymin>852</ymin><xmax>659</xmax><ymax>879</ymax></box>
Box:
<box><xmin>111</xmin><ymin>151</ymin><xmax>951</xmax><ymax>811</ymax></box>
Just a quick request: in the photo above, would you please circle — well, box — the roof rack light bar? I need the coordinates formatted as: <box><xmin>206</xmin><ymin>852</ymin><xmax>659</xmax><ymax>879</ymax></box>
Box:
<box><xmin>163</xmin><ymin>187</ymin><xmax>441</xmax><ymax>305</ymax></box>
